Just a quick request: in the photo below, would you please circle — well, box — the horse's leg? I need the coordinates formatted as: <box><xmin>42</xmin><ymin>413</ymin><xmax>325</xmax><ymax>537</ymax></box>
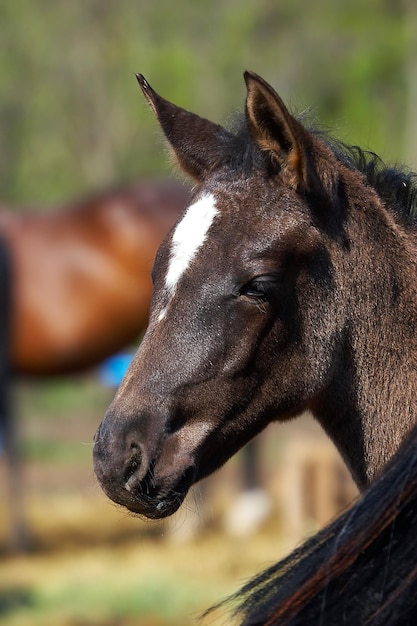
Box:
<box><xmin>0</xmin><ymin>236</ymin><xmax>29</xmax><ymax>552</ymax></box>
<box><xmin>1</xmin><ymin>389</ymin><xmax>30</xmax><ymax>551</ymax></box>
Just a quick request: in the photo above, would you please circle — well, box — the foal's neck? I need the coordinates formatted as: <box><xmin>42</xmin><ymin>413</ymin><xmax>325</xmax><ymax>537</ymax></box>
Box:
<box><xmin>316</xmin><ymin>198</ymin><xmax>417</xmax><ymax>489</ymax></box>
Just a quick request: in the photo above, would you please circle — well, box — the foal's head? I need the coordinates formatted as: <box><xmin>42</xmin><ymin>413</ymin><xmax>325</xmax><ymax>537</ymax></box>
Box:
<box><xmin>93</xmin><ymin>72</ymin><xmax>379</xmax><ymax>517</ymax></box>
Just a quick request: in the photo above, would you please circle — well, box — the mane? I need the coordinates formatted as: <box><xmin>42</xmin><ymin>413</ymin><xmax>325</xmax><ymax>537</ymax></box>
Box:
<box><xmin>224</xmin><ymin>116</ymin><xmax>417</xmax><ymax>225</ymax></box>
<box><xmin>321</xmin><ymin>135</ymin><xmax>417</xmax><ymax>225</ymax></box>
<box><xmin>224</xmin><ymin>121</ymin><xmax>272</xmax><ymax>175</ymax></box>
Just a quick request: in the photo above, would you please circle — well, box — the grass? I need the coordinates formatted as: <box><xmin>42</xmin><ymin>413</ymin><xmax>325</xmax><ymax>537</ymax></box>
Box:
<box><xmin>1</xmin><ymin>563</ymin><xmax>219</xmax><ymax>626</ymax></box>
<box><xmin>15</xmin><ymin>376</ymin><xmax>109</xmax><ymax>464</ymax></box>
<box><xmin>16</xmin><ymin>377</ymin><xmax>111</xmax><ymax>420</ymax></box>
<box><xmin>22</xmin><ymin>439</ymin><xmax>91</xmax><ymax>464</ymax></box>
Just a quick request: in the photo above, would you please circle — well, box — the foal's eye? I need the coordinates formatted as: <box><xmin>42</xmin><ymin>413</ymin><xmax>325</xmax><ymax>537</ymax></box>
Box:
<box><xmin>239</xmin><ymin>275</ymin><xmax>280</xmax><ymax>301</ymax></box>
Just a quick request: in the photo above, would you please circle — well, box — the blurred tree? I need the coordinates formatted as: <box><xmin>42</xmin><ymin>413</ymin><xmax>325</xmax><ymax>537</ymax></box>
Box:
<box><xmin>403</xmin><ymin>0</ymin><xmax>417</xmax><ymax>169</ymax></box>
<box><xmin>0</xmin><ymin>0</ymin><xmax>412</xmax><ymax>206</ymax></box>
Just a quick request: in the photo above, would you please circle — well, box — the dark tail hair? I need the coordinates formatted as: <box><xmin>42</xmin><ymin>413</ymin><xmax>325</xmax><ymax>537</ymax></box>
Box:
<box><xmin>207</xmin><ymin>422</ymin><xmax>417</xmax><ymax>625</ymax></box>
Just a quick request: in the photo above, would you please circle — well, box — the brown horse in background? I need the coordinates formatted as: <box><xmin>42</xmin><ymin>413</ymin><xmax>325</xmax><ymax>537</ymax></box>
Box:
<box><xmin>0</xmin><ymin>179</ymin><xmax>190</xmax><ymax>550</ymax></box>
<box><xmin>0</xmin><ymin>180</ymin><xmax>191</xmax><ymax>377</ymax></box>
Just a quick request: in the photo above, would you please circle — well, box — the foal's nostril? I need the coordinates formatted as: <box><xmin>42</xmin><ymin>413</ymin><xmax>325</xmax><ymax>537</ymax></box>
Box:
<box><xmin>123</xmin><ymin>448</ymin><xmax>143</xmax><ymax>492</ymax></box>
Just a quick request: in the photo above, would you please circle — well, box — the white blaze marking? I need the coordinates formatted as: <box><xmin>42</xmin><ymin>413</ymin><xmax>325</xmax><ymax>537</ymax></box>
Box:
<box><xmin>157</xmin><ymin>307</ymin><xmax>167</xmax><ymax>322</ymax></box>
<box><xmin>165</xmin><ymin>193</ymin><xmax>218</xmax><ymax>294</ymax></box>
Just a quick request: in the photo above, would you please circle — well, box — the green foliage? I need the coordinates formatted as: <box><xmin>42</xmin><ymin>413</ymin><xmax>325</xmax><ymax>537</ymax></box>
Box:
<box><xmin>16</xmin><ymin>377</ymin><xmax>111</xmax><ymax>463</ymax></box>
<box><xmin>1</xmin><ymin>574</ymin><xmax>219</xmax><ymax>625</ymax></box>
<box><xmin>0</xmin><ymin>0</ymin><xmax>413</xmax><ymax>206</ymax></box>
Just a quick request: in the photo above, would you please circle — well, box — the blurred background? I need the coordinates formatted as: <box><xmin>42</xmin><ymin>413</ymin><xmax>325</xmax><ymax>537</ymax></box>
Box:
<box><xmin>0</xmin><ymin>1</ymin><xmax>416</xmax><ymax>625</ymax></box>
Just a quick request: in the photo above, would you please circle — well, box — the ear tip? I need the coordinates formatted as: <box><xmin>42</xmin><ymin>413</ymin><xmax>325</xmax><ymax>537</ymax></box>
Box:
<box><xmin>135</xmin><ymin>74</ymin><xmax>159</xmax><ymax>112</ymax></box>
<box><xmin>244</xmin><ymin>70</ymin><xmax>262</xmax><ymax>86</ymax></box>
<box><xmin>135</xmin><ymin>73</ymin><xmax>149</xmax><ymax>90</ymax></box>
<box><xmin>244</xmin><ymin>70</ymin><xmax>254</xmax><ymax>85</ymax></box>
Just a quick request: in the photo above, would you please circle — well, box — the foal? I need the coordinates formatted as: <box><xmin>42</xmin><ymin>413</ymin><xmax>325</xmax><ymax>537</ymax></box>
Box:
<box><xmin>94</xmin><ymin>72</ymin><xmax>417</xmax><ymax>623</ymax></box>
<box><xmin>94</xmin><ymin>71</ymin><xmax>417</xmax><ymax>507</ymax></box>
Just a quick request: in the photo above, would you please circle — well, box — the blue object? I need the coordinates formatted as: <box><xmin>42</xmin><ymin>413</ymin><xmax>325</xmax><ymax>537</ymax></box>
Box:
<box><xmin>98</xmin><ymin>353</ymin><xmax>134</xmax><ymax>387</ymax></box>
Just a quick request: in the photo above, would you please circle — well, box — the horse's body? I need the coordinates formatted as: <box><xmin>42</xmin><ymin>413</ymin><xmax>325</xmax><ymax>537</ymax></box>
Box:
<box><xmin>94</xmin><ymin>73</ymin><xmax>417</xmax><ymax>623</ymax></box>
<box><xmin>0</xmin><ymin>180</ymin><xmax>190</xmax><ymax>376</ymax></box>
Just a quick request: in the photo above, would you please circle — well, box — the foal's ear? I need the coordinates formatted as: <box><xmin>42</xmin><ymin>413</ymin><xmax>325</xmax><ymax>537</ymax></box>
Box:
<box><xmin>136</xmin><ymin>74</ymin><xmax>232</xmax><ymax>181</ymax></box>
<box><xmin>244</xmin><ymin>71</ymin><xmax>312</xmax><ymax>189</ymax></box>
